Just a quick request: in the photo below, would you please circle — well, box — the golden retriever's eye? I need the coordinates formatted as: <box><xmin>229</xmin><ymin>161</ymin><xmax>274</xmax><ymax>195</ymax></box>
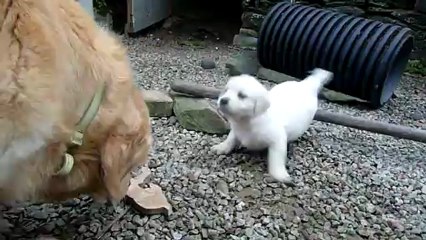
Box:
<box><xmin>238</xmin><ymin>91</ymin><xmax>247</xmax><ymax>99</ymax></box>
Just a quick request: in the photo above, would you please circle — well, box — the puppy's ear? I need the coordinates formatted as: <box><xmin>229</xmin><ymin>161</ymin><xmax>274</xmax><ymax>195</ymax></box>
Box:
<box><xmin>253</xmin><ymin>95</ymin><xmax>270</xmax><ymax>116</ymax></box>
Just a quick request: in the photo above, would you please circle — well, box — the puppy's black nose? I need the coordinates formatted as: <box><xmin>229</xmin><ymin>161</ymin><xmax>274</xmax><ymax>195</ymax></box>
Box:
<box><xmin>220</xmin><ymin>97</ymin><xmax>229</xmax><ymax>105</ymax></box>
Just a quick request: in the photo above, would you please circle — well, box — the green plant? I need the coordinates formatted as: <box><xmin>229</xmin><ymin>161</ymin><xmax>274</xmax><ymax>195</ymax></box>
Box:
<box><xmin>405</xmin><ymin>59</ymin><xmax>426</xmax><ymax>76</ymax></box>
<box><xmin>93</xmin><ymin>0</ymin><xmax>109</xmax><ymax>16</ymax></box>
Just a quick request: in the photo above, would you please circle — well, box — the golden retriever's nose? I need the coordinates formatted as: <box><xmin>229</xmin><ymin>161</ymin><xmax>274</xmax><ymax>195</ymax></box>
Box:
<box><xmin>220</xmin><ymin>97</ymin><xmax>229</xmax><ymax>105</ymax></box>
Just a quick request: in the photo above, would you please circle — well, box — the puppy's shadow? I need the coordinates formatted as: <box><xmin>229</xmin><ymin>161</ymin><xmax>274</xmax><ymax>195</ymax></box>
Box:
<box><xmin>231</xmin><ymin>144</ymin><xmax>297</xmax><ymax>167</ymax></box>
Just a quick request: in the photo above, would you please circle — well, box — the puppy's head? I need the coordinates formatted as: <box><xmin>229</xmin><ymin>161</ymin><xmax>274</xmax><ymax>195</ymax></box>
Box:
<box><xmin>218</xmin><ymin>74</ymin><xmax>270</xmax><ymax>120</ymax></box>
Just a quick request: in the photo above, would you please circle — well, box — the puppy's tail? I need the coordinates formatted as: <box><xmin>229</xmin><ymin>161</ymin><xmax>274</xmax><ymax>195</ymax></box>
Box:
<box><xmin>301</xmin><ymin>68</ymin><xmax>334</xmax><ymax>95</ymax></box>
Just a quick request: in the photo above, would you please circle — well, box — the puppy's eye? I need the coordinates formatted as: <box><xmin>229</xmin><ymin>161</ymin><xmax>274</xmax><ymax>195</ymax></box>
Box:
<box><xmin>238</xmin><ymin>92</ymin><xmax>247</xmax><ymax>99</ymax></box>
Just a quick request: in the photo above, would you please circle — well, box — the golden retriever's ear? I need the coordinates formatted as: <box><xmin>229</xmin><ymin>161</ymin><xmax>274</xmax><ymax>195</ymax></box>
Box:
<box><xmin>100</xmin><ymin>88</ymin><xmax>152</xmax><ymax>202</ymax></box>
<box><xmin>100</xmin><ymin>133</ymin><xmax>151</xmax><ymax>202</ymax></box>
<box><xmin>100</xmin><ymin>134</ymin><xmax>132</xmax><ymax>202</ymax></box>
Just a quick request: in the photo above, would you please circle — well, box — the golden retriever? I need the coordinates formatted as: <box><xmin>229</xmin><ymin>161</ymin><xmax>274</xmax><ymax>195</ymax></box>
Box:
<box><xmin>0</xmin><ymin>0</ymin><xmax>151</xmax><ymax>204</ymax></box>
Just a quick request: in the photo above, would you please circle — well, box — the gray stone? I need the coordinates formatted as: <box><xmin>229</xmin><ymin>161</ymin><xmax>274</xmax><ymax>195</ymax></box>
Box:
<box><xmin>216</xmin><ymin>180</ymin><xmax>229</xmax><ymax>196</ymax></box>
<box><xmin>172</xmin><ymin>231</ymin><xmax>184</xmax><ymax>240</ymax></box>
<box><xmin>386</xmin><ymin>218</ymin><xmax>405</xmax><ymax>232</ymax></box>
<box><xmin>136</xmin><ymin>227</ymin><xmax>144</xmax><ymax>236</ymax></box>
<box><xmin>244</xmin><ymin>227</ymin><xmax>254</xmax><ymax>237</ymax></box>
<box><xmin>173</xmin><ymin>97</ymin><xmax>229</xmax><ymax>134</ymax></box>
<box><xmin>226</xmin><ymin>50</ymin><xmax>259</xmax><ymax>76</ymax></box>
<box><xmin>330</xmin><ymin>6</ymin><xmax>365</xmax><ymax>17</ymax></box>
<box><xmin>125</xmin><ymin>222</ymin><xmax>136</xmax><ymax>230</ymax></box>
<box><xmin>111</xmin><ymin>222</ymin><xmax>121</xmax><ymax>232</ymax></box>
<box><xmin>133</xmin><ymin>215</ymin><xmax>148</xmax><ymax>227</ymax></box>
<box><xmin>241</xmin><ymin>12</ymin><xmax>265</xmax><ymax>31</ymax></box>
<box><xmin>188</xmin><ymin>168</ymin><xmax>202</xmax><ymax>181</ymax></box>
<box><xmin>242</xmin><ymin>0</ymin><xmax>283</xmax><ymax>13</ymax></box>
<box><xmin>200</xmin><ymin>59</ymin><xmax>216</xmax><ymax>69</ymax></box>
<box><xmin>237</xmin><ymin>187</ymin><xmax>262</xmax><ymax>199</ymax></box>
<box><xmin>357</xmin><ymin>227</ymin><xmax>371</xmax><ymax>237</ymax></box>
<box><xmin>56</xmin><ymin>218</ymin><xmax>66</xmax><ymax>227</ymax></box>
<box><xmin>232</xmin><ymin>34</ymin><xmax>258</xmax><ymax>49</ymax></box>
<box><xmin>141</xmin><ymin>232</ymin><xmax>155</xmax><ymax>240</ymax></box>
<box><xmin>366</xmin><ymin>203</ymin><xmax>376</xmax><ymax>213</ymax></box>
<box><xmin>239</xmin><ymin>28</ymin><xmax>258</xmax><ymax>37</ymax></box>
<box><xmin>143</xmin><ymin>90</ymin><xmax>174</xmax><ymax>117</ymax></box>
<box><xmin>201</xmin><ymin>228</ymin><xmax>208</xmax><ymax>238</ymax></box>
<box><xmin>31</xmin><ymin>210</ymin><xmax>49</xmax><ymax>220</ymax></box>
<box><xmin>182</xmin><ymin>237</ymin><xmax>194</xmax><ymax>240</ymax></box>
<box><xmin>62</xmin><ymin>198</ymin><xmax>80</xmax><ymax>207</ymax></box>
<box><xmin>391</xmin><ymin>9</ymin><xmax>426</xmax><ymax>29</ymax></box>
<box><xmin>42</xmin><ymin>222</ymin><xmax>56</xmax><ymax>233</ymax></box>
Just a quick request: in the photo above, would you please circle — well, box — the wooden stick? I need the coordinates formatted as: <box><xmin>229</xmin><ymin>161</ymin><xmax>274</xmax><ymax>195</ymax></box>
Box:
<box><xmin>170</xmin><ymin>80</ymin><xmax>426</xmax><ymax>143</ymax></box>
<box><xmin>171</xmin><ymin>80</ymin><xmax>222</xmax><ymax>99</ymax></box>
<box><xmin>314</xmin><ymin>111</ymin><xmax>426</xmax><ymax>143</ymax></box>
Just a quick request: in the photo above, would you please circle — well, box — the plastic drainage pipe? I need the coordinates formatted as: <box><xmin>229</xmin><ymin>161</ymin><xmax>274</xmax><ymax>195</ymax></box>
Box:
<box><xmin>257</xmin><ymin>2</ymin><xmax>414</xmax><ymax>108</ymax></box>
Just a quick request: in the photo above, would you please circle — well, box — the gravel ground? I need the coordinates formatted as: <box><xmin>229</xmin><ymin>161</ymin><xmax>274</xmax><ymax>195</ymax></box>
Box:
<box><xmin>1</xmin><ymin>25</ymin><xmax>426</xmax><ymax>240</ymax></box>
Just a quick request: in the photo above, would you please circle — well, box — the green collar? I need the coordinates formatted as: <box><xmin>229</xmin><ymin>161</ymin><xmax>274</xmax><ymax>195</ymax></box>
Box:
<box><xmin>55</xmin><ymin>83</ymin><xmax>106</xmax><ymax>176</ymax></box>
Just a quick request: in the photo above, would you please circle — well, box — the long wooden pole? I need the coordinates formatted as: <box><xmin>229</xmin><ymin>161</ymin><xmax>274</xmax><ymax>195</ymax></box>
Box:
<box><xmin>170</xmin><ymin>80</ymin><xmax>426</xmax><ymax>143</ymax></box>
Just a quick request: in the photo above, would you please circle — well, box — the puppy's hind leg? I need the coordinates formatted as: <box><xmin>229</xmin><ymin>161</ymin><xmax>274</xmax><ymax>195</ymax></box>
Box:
<box><xmin>211</xmin><ymin>130</ymin><xmax>238</xmax><ymax>155</ymax></box>
<box><xmin>267</xmin><ymin>134</ymin><xmax>295</xmax><ymax>186</ymax></box>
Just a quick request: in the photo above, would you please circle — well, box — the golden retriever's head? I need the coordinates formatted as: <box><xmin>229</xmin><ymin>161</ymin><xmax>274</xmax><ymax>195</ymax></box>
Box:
<box><xmin>90</xmin><ymin>88</ymin><xmax>152</xmax><ymax>203</ymax></box>
<box><xmin>44</xmin><ymin>90</ymin><xmax>152</xmax><ymax>204</ymax></box>
<box><xmin>42</xmin><ymin>127</ymin><xmax>152</xmax><ymax>204</ymax></box>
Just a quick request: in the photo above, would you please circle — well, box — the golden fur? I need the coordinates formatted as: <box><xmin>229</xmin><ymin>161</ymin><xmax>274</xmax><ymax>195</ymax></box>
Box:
<box><xmin>0</xmin><ymin>0</ymin><xmax>151</xmax><ymax>203</ymax></box>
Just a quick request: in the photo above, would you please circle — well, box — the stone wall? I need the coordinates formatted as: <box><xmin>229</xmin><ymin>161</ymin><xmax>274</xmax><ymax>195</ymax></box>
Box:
<box><xmin>238</xmin><ymin>0</ymin><xmax>426</xmax><ymax>61</ymax></box>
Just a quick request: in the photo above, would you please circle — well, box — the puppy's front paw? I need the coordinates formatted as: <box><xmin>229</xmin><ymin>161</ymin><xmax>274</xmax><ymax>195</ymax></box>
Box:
<box><xmin>211</xmin><ymin>142</ymin><xmax>232</xmax><ymax>155</ymax></box>
<box><xmin>269</xmin><ymin>168</ymin><xmax>294</xmax><ymax>186</ymax></box>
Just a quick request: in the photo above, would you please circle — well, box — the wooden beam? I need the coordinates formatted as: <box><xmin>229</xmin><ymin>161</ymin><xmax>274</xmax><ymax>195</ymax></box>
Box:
<box><xmin>170</xmin><ymin>80</ymin><xmax>426</xmax><ymax>143</ymax></box>
<box><xmin>171</xmin><ymin>80</ymin><xmax>222</xmax><ymax>99</ymax></box>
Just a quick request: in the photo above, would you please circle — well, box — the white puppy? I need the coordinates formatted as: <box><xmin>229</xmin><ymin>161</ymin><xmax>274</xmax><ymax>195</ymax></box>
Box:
<box><xmin>212</xmin><ymin>68</ymin><xmax>333</xmax><ymax>184</ymax></box>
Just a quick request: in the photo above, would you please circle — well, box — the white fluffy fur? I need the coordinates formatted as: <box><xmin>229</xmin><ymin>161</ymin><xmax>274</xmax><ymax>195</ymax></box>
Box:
<box><xmin>0</xmin><ymin>121</ymin><xmax>53</xmax><ymax>183</ymax></box>
<box><xmin>212</xmin><ymin>68</ymin><xmax>333</xmax><ymax>183</ymax></box>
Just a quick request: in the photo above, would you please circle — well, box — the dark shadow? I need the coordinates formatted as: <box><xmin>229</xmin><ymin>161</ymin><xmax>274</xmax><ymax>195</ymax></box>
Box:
<box><xmin>100</xmin><ymin>0</ymin><xmax>243</xmax><ymax>43</ymax></box>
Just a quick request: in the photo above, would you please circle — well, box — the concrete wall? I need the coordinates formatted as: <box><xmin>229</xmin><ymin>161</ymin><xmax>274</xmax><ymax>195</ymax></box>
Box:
<box><xmin>78</xmin><ymin>0</ymin><xmax>95</xmax><ymax>17</ymax></box>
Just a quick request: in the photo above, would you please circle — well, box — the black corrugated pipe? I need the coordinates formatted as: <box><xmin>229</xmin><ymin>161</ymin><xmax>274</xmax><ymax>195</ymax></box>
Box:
<box><xmin>257</xmin><ymin>2</ymin><xmax>414</xmax><ymax>108</ymax></box>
